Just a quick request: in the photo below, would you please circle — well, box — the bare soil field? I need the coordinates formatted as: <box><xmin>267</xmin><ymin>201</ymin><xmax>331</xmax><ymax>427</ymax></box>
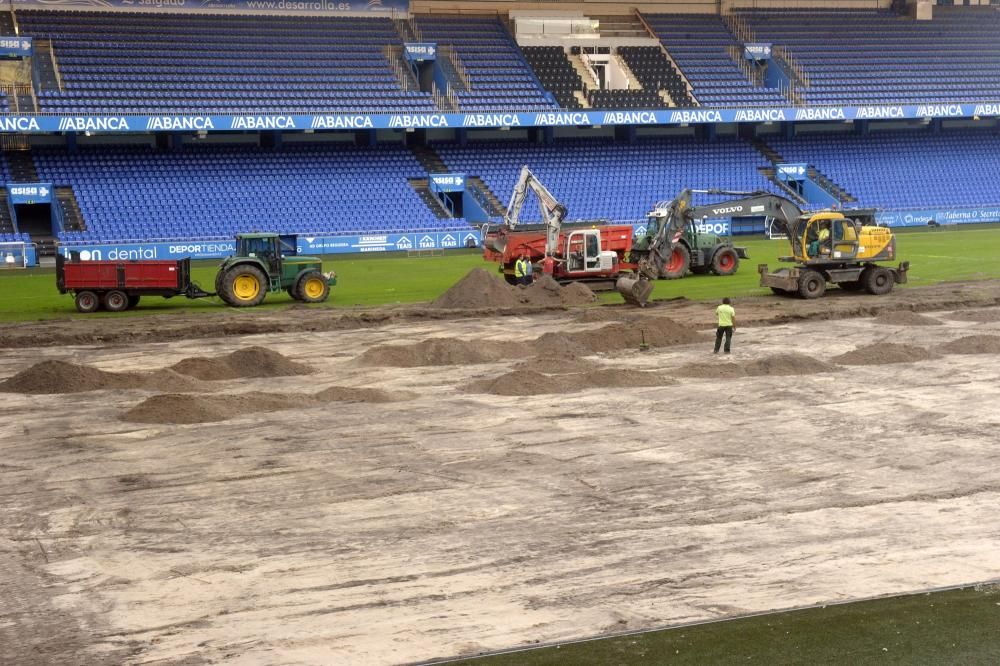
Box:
<box><xmin>3</xmin><ymin>280</ymin><xmax>1000</xmax><ymax>665</ymax></box>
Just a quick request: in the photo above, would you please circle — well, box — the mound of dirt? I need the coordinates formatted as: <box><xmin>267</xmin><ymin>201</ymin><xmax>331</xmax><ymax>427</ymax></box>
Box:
<box><xmin>675</xmin><ymin>362</ymin><xmax>748</xmax><ymax>379</ymax></box>
<box><xmin>832</xmin><ymin>343</ymin><xmax>937</xmax><ymax>366</ymax></box>
<box><xmin>357</xmin><ymin>338</ymin><xmax>506</xmax><ymax>367</ymax></box>
<box><xmin>532</xmin><ymin>318</ymin><xmax>704</xmax><ymax>356</ymax></box>
<box><xmin>936</xmin><ymin>335</ymin><xmax>1000</xmax><ymax>355</ymax></box>
<box><xmin>171</xmin><ymin>346</ymin><xmax>313</xmax><ymax>381</ymax></box>
<box><xmin>466</xmin><ymin>368</ymin><xmax>673</xmax><ymax>396</ymax></box>
<box><xmin>559</xmin><ymin>281</ymin><xmax>600</xmax><ymax>305</ymax></box>
<box><xmin>944</xmin><ymin>310</ymin><xmax>1000</xmax><ymax>323</ymax></box>
<box><xmin>0</xmin><ymin>360</ymin><xmax>200</xmax><ymax>394</ymax></box>
<box><xmin>431</xmin><ymin>268</ymin><xmax>519</xmax><ymax>309</ymax></box>
<box><xmin>315</xmin><ymin>386</ymin><xmax>415</xmax><ymax>403</ymax></box>
<box><xmin>122</xmin><ymin>392</ymin><xmax>315</xmax><ymax>424</ymax></box>
<box><xmin>745</xmin><ymin>354</ymin><xmax>837</xmax><ymax>376</ymax></box>
<box><xmin>512</xmin><ymin>357</ymin><xmax>600</xmax><ymax>374</ymax></box>
<box><xmin>875</xmin><ymin>312</ymin><xmax>942</xmax><ymax>326</ymax></box>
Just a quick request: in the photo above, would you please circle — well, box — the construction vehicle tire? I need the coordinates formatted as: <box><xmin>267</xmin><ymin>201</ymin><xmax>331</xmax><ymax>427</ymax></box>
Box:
<box><xmin>839</xmin><ymin>280</ymin><xmax>864</xmax><ymax>292</ymax></box>
<box><xmin>864</xmin><ymin>266</ymin><xmax>894</xmax><ymax>295</ymax></box>
<box><xmin>75</xmin><ymin>291</ymin><xmax>100</xmax><ymax>313</ymax></box>
<box><xmin>127</xmin><ymin>295</ymin><xmax>141</xmax><ymax>309</ymax></box>
<box><xmin>797</xmin><ymin>270</ymin><xmax>826</xmax><ymax>299</ymax></box>
<box><xmin>295</xmin><ymin>271</ymin><xmax>330</xmax><ymax>303</ymax></box>
<box><xmin>711</xmin><ymin>248</ymin><xmax>740</xmax><ymax>276</ymax></box>
<box><xmin>220</xmin><ymin>265</ymin><xmax>267</xmax><ymax>307</ymax></box>
<box><xmin>661</xmin><ymin>244</ymin><xmax>690</xmax><ymax>279</ymax></box>
<box><xmin>103</xmin><ymin>290</ymin><xmax>130</xmax><ymax>312</ymax></box>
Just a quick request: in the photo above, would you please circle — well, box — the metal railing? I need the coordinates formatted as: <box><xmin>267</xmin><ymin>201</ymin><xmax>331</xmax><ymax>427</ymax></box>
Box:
<box><xmin>438</xmin><ymin>46</ymin><xmax>471</xmax><ymax>92</ymax></box>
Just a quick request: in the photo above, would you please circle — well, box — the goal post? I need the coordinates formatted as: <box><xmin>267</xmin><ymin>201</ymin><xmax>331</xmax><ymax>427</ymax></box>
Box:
<box><xmin>0</xmin><ymin>241</ymin><xmax>29</xmax><ymax>269</ymax></box>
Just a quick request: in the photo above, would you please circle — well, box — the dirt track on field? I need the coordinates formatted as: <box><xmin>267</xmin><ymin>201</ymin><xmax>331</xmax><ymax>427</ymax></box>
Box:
<box><xmin>3</xmin><ymin>280</ymin><xmax>1000</xmax><ymax>665</ymax></box>
<box><xmin>1</xmin><ymin>279</ymin><xmax>1000</xmax><ymax>349</ymax></box>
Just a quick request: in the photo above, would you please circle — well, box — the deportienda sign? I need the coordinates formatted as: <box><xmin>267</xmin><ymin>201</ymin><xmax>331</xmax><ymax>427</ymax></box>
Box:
<box><xmin>0</xmin><ymin>103</ymin><xmax>996</xmax><ymax>134</ymax></box>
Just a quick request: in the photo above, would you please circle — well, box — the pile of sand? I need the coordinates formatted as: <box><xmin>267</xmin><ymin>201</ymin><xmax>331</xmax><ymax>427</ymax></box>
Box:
<box><xmin>945</xmin><ymin>310</ymin><xmax>1000</xmax><ymax>323</ymax></box>
<box><xmin>0</xmin><ymin>360</ymin><xmax>200</xmax><ymax>394</ymax></box>
<box><xmin>315</xmin><ymin>386</ymin><xmax>415</xmax><ymax>403</ymax></box>
<box><xmin>832</xmin><ymin>343</ymin><xmax>937</xmax><ymax>365</ymax></box>
<box><xmin>431</xmin><ymin>268</ymin><xmax>519</xmax><ymax>309</ymax></box>
<box><xmin>430</xmin><ymin>269</ymin><xmax>598</xmax><ymax>310</ymax></box>
<box><xmin>936</xmin><ymin>335</ymin><xmax>1000</xmax><ymax>355</ymax></box>
<box><xmin>122</xmin><ymin>392</ymin><xmax>312</xmax><ymax>424</ymax></box>
<box><xmin>124</xmin><ymin>385</ymin><xmax>415</xmax><ymax>424</ymax></box>
<box><xmin>676</xmin><ymin>362</ymin><xmax>749</xmax><ymax>379</ymax></box>
<box><xmin>533</xmin><ymin>318</ymin><xmax>703</xmax><ymax>356</ymax></box>
<box><xmin>512</xmin><ymin>357</ymin><xmax>600</xmax><ymax>374</ymax></box>
<box><xmin>514</xmin><ymin>275</ymin><xmax>598</xmax><ymax>306</ymax></box>
<box><xmin>745</xmin><ymin>354</ymin><xmax>836</xmax><ymax>376</ymax></box>
<box><xmin>357</xmin><ymin>338</ymin><xmax>508</xmax><ymax>367</ymax></box>
<box><xmin>466</xmin><ymin>368</ymin><xmax>673</xmax><ymax>396</ymax></box>
<box><xmin>875</xmin><ymin>312</ymin><xmax>942</xmax><ymax>326</ymax></box>
<box><xmin>676</xmin><ymin>354</ymin><xmax>834</xmax><ymax>379</ymax></box>
<box><xmin>171</xmin><ymin>346</ymin><xmax>313</xmax><ymax>381</ymax></box>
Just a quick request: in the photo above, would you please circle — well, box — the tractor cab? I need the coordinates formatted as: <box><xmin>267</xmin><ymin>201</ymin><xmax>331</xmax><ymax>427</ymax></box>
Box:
<box><xmin>234</xmin><ymin>233</ymin><xmax>299</xmax><ymax>273</ymax></box>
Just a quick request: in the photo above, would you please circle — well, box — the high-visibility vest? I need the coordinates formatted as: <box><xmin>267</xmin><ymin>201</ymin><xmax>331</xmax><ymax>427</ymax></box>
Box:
<box><xmin>514</xmin><ymin>259</ymin><xmax>526</xmax><ymax>277</ymax></box>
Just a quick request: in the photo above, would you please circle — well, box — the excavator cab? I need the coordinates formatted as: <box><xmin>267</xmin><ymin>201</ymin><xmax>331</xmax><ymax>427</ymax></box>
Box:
<box><xmin>797</xmin><ymin>213</ymin><xmax>860</xmax><ymax>263</ymax></box>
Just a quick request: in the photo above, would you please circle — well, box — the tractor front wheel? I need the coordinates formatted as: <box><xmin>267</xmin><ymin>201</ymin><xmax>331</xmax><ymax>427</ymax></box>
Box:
<box><xmin>295</xmin><ymin>271</ymin><xmax>330</xmax><ymax>303</ymax></box>
<box><xmin>661</xmin><ymin>244</ymin><xmax>690</xmax><ymax>279</ymax></box>
<box><xmin>219</xmin><ymin>265</ymin><xmax>267</xmax><ymax>307</ymax></box>
<box><xmin>711</xmin><ymin>247</ymin><xmax>740</xmax><ymax>276</ymax></box>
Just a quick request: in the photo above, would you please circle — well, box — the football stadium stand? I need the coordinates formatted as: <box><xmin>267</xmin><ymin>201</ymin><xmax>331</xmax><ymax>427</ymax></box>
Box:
<box><xmin>645</xmin><ymin>14</ymin><xmax>789</xmax><ymax>108</ymax></box>
<box><xmin>765</xmin><ymin>130</ymin><xmax>1000</xmax><ymax>209</ymax></box>
<box><xmin>739</xmin><ymin>8</ymin><xmax>1000</xmax><ymax>106</ymax></box>
<box><xmin>16</xmin><ymin>11</ymin><xmax>438</xmax><ymax>114</ymax></box>
<box><xmin>413</xmin><ymin>16</ymin><xmax>556</xmax><ymax>112</ymax></box>
<box><xmin>32</xmin><ymin>145</ymin><xmax>465</xmax><ymax>243</ymax></box>
<box><xmin>433</xmin><ymin>137</ymin><xmax>781</xmax><ymax>222</ymax></box>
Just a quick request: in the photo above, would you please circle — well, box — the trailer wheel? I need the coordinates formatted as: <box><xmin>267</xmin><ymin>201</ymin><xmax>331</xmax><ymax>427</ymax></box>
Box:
<box><xmin>864</xmin><ymin>266</ymin><xmax>894</xmax><ymax>295</ymax></box>
<box><xmin>711</xmin><ymin>248</ymin><xmax>740</xmax><ymax>276</ymax></box>
<box><xmin>103</xmin><ymin>290</ymin><xmax>129</xmax><ymax>312</ymax></box>
<box><xmin>75</xmin><ymin>291</ymin><xmax>100</xmax><ymax>314</ymax></box>
<box><xmin>127</xmin><ymin>295</ymin><xmax>141</xmax><ymax>309</ymax></box>
<box><xmin>661</xmin><ymin>244</ymin><xmax>690</xmax><ymax>279</ymax></box>
<box><xmin>219</xmin><ymin>265</ymin><xmax>267</xmax><ymax>307</ymax></box>
<box><xmin>295</xmin><ymin>271</ymin><xmax>330</xmax><ymax>303</ymax></box>
<box><xmin>797</xmin><ymin>270</ymin><xmax>826</xmax><ymax>299</ymax></box>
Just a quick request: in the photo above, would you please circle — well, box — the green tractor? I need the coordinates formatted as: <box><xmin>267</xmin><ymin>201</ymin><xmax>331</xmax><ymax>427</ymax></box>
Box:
<box><xmin>215</xmin><ymin>233</ymin><xmax>336</xmax><ymax>307</ymax></box>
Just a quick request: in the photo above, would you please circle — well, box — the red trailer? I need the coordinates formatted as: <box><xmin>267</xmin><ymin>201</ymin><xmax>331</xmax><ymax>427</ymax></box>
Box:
<box><xmin>483</xmin><ymin>221</ymin><xmax>637</xmax><ymax>286</ymax></box>
<box><xmin>56</xmin><ymin>254</ymin><xmax>212</xmax><ymax>313</ymax></box>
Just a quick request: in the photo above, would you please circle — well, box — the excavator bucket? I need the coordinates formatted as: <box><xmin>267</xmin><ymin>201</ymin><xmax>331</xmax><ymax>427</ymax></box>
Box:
<box><xmin>616</xmin><ymin>276</ymin><xmax>654</xmax><ymax>307</ymax></box>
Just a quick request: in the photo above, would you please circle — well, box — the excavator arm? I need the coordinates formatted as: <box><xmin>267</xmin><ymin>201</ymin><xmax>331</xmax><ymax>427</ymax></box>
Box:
<box><xmin>504</xmin><ymin>165</ymin><xmax>568</xmax><ymax>256</ymax></box>
<box><xmin>638</xmin><ymin>189</ymin><xmax>803</xmax><ymax>279</ymax></box>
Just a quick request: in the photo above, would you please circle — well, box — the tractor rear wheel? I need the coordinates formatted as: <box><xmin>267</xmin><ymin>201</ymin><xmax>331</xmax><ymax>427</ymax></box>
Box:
<box><xmin>103</xmin><ymin>290</ymin><xmax>129</xmax><ymax>312</ymax></box>
<box><xmin>219</xmin><ymin>265</ymin><xmax>267</xmax><ymax>307</ymax></box>
<box><xmin>711</xmin><ymin>247</ymin><xmax>740</xmax><ymax>276</ymax></box>
<box><xmin>797</xmin><ymin>270</ymin><xmax>827</xmax><ymax>299</ymax></box>
<box><xmin>75</xmin><ymin>291</ymin><xmax>100</xmax><ymax>313</ymax></box>
<box><xmin>661</xmin><ymin>244</ymin><xmax>690</xmax><ymax>279</ymax></box>
<box><xmin>864</xmin><ymin>266</ymin><xmax>894</xmax><ymax>295</ymax></box>
<box><xmin>295</xmin><ymin>271</ymin><xmax>330</xmax><ymax>303</ymax></box>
